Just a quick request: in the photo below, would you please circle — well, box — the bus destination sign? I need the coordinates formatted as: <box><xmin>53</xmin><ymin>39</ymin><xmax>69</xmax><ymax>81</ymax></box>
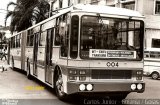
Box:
<box><xmin>89</xmin><ymin>49</ymin><xmax>136</xmax><ymax>59</ymax></box>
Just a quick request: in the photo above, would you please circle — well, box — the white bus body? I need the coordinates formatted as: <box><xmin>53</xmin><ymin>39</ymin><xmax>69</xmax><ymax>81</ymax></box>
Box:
<box><xmin>8</xmin><ymin>4</ymin><xmax>145</xmax><ymax>100</ymax></box>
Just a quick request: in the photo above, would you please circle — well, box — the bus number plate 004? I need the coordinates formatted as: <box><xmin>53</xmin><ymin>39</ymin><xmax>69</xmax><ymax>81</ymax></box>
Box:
<box><xmin>106</xmin><ymin>62</ymin><xmax>119</xmax><ymax>67</ymax></box>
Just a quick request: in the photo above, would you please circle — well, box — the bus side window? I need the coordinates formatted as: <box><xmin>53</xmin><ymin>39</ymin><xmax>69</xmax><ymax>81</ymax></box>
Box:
<box><xmin>55</xmin><ymin>18</ymin><xmax>60</xmax><ymax>45</ymax></box>
<box><xmin>16</xmin><ymin>34</ymin><xmax>20</xmax><ymax>48</ymax></box>
<box><xmin>55</xmin><ymin>14</ymin><xmax>69</xmax><ymax>57</ymax></box>
<box><xmin>70</xmin><ymin>15</ymin><xmax>79</xmax><ymax>59</ymax></box>
<box><xmin>27</xmin><ymin>30</ymin><xmax>30</xmax><ymax>46</ymax></box>
<box><xmin>29</xmin><ymin>34</ymin><xmax>34</xmax><ymax>46</ymax></box>
<box><xmin>39</xmin><ymin>31</ymin><xmax>46</xmax><ymax>46</ymax></box>
<box><xmin>16</xmin><ymin>36</ymin><xmax>18</xmax><ymax>48</ymax></box>
<box><xmin>60</xmin><ymin>14</ymin><xmax>69</xmax><ymax>57</ymax></box>
<box><xmin>27</xmin><ymin>29</ymin><xmax>34</xmax><ymax>46</ymax></box>
<box><xmin>19</xmin><ymin>34</ymin><xmax>21</xmax><ymax>47</ymax></box>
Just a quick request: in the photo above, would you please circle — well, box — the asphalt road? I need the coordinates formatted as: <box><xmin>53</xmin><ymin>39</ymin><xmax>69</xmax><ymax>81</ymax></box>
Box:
<box><xmin>127</xmin><ymin>76</ymin><xmax>160</xmax><ymax>99</ymax></box>
<box><xmin>0</xmin><ymin>61</ymin><xmax>160</xmax><ymax>105</ymax></box>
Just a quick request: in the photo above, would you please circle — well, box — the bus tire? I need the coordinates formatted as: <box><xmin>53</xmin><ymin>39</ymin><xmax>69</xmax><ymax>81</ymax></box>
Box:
<box><xmin>11</xmin><ymin>56</ymin><xmax>15</xmax><ymax>70</ymax></box>
<box><xmin>27</xmin><ymin>61</ymin><xmax>32</xmax><ymax>79</ymax></box>
<box><xmin>54</xmin><ymin>68</ymin><xmax>67</xmax><ymax>100</ymax></box>
<box><xmin>151</xmin><ymin>72</ymin><xmax>159</xmax><ymax>80</ymax></box>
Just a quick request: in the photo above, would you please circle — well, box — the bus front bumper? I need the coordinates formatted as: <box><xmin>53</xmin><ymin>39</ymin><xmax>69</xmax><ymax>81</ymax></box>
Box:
<box><xmin>67</xmin><ymin>82</ymin><xmax>145</xmax><ymax>94</ymax></box>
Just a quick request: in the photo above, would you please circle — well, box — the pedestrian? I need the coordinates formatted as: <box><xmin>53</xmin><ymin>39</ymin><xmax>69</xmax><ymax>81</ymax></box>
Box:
<box><xmin>1</xmin><ymin>48</ymin><xmax>7</xmax><ymax>60</ymax></box>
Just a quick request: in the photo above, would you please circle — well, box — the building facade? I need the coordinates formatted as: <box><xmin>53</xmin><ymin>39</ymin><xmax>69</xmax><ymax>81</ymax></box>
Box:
<box><xmin>47</xmin><ymin>0</ymin><xmax>160</xmax><ymax>49</ymax></box>
<box><xmin>106</xmin><ymin>0</ymin><xmax>160</xmax><ymax>49</ymax></box>
<box><xmin>47</xmin><ymin>0</ymin><xmax>107</xmax><ymax>16</ymax></box>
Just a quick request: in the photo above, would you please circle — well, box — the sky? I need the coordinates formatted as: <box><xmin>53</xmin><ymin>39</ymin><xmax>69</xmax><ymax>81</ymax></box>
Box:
<box><xmin>0</xmin><ymin>0</ymin><xmax>17</xmax><ymax>26</ymax></box>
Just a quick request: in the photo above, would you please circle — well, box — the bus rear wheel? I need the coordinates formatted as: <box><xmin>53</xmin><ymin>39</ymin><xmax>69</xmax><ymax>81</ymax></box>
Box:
<box><xmin>54</xmin><ymin>69</ymin><xmax>67</xmax><ymax>100</ymax></box>
<box><xmin>151</xmin><ymin>72</ymin><xmax>159</xmax><ymax>80</ymax></box>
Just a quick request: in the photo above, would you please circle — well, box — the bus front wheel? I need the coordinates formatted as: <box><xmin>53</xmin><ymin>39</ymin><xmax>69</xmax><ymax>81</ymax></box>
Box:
<box><xmin>54</xmin><ymin>68</ymin><xmax>67</xmax><ymax>100</ymax></box>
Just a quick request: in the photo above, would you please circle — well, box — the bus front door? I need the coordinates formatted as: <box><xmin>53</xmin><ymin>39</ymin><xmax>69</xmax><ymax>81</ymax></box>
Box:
<box><xmin>33</xmin><ymin>33</ymin><xmax>39</xmax><ymax>76</ymax></box>
<box><xmin>45</xmin><ymin>29</ymin><xmax>54</xmax><ymax>85</ymax></box>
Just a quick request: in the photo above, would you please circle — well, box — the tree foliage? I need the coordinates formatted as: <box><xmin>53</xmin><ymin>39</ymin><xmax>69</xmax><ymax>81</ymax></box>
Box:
<box><xmin>5</xmin><ymin>0</ymin><xmax>50</xmax><ymax>33</ymax></box>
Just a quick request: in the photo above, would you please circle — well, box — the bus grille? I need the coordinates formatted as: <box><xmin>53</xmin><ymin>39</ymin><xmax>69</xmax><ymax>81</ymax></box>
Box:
<box><xmin>91</xmin><ymin>70</ymin><xmax>132</xmax><ymax>79</ymax></box>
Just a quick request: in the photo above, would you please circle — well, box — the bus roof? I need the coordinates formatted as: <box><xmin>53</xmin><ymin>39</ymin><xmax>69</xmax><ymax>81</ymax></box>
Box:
<box><xmin>9</xmin><ymin>4</ymin><xmax>144</xmax><ymax>38</ymax></box>
<box><xmin>73</xmin><ymin>4</ymin><xmax>144</xmax><ymax>18</ymax></box>
<box><xmin>26</xmin><ymin>4</ymin><xmax>144</xmax><ymax>30</ymax></box>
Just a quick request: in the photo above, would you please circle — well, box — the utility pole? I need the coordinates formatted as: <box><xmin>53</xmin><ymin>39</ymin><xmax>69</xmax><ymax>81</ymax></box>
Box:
<box><xmin>0</xmin><ymin>31</ymin><xmax>2</xmax><ymax>56</ymax></box>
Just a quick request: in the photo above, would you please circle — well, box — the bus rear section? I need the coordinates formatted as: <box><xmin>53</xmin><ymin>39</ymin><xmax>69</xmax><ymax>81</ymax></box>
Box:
<box><xmin>8</xmin><ymin>31</ymin><xmax>26</xmax><ymax>70</ymax></box>
<box><xmin>58</xmin><ymin>5</ymin><xmax>145</xmax><ymax>100</ymax></box>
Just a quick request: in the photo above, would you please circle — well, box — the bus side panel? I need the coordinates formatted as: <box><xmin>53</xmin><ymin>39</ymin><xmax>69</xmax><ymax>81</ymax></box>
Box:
<box><xmin>37</xmin><ymin>47</ymin><xmax>45</xmax><ymax>83</ymax></box>
<box><xmin>67</xmin><ymin>60</ymin><xmax>90</xmax><ymax>68</ymax></box>
<box><xmin>90</xmin><ymin>60</ymin><xmax>143</xmax><ymax>69</ymax></box>
<box><xmin>12</xmin><ymin>48</ymin><xmax>22</xmax><ymax>69</ymax></box>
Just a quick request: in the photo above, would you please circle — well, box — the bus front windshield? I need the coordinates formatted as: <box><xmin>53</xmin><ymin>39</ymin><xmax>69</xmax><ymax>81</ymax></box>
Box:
<box><xmin>80</xmin><ymin>16</ymin><xmax>144</xmax><ymax>60</ymax></box>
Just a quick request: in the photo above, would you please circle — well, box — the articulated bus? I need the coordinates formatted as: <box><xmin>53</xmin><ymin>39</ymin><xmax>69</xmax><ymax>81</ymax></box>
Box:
<box><xmin>8</xmin><ymin>4</ymin><xmax>145</xmax><ymax>100</ymax></box>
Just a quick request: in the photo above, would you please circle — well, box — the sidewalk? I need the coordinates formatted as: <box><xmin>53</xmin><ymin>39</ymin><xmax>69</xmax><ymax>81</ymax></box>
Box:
<box><xmin>0</xmin><ymin>60</ymin><xmax>10</xmax><ymax>71</ymax></box>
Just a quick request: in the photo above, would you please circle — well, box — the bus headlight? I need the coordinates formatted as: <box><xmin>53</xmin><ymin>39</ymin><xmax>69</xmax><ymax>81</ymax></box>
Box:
<box><xmin>86</xmin><ymin>84</ymin><xmax>93</xmax><ymax>91</ymax></box>
<box><xmin>136</xmin><ymin>70</ymin><xmax>143</xmax><ymax>80</ymax></box>
<box><xmin>136</xmin><ymin>77</ymin><xmax>142</xmax><ymax>80</ymax></box>
<box><xmin>69</xmin><ymin>76</ymin><xmax>77</xmax><ymax>80</ymax></box>
<box><xmin>137</xmin><ymin>71</ymin><xmax>143</xmax><ymax>75</ymax></box>
<box><xmin>69</xmin><ymin>70</ymin><xmax>77</xmax><ymax>75</ymax></box>
<box><xmin>131</xmin><ymin>84</ymin><xmax>136</xmax><ymax>90</ymax></box>
<box><xmin>79</xmin><ymin>70</ymin><xmax>86</xmax><ymax>75</ymax></box>
<box><xmin>79</xmin><ymin>84</ymin><xmax>86</xmax><ymax>91</ymax></box>
<box><xmin>137</xmin><ymin>83</ymin><xmax>143</xmax><ymax>90</ymax></box>
<box><xmin>68</xmin><ymin>69</ymin><xmax>87</xmax><ymax>81</ymax></box>
<box><xmin>79</xmin><ymin>76</ymin><xmax>86</xmax><ymax>81</ymax></box>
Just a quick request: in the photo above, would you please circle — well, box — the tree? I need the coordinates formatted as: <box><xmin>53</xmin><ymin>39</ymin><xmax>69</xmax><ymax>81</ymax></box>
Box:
<box><xmin>5</xmin><ymin>0</ymin><xmax>50</xmax><ymax>33</ymax></box>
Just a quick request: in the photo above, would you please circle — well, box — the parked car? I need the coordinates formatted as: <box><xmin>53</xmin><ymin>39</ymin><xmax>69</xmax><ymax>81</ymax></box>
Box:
<box><xmin>144</xmin><ymin>68</ymin><xmax>160</xmax><ymax>80</ymax></box>
<box><xmin>144</xmin><ymin>48</ymin><xmax>160</xmax><ymax>80</ymax></box>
